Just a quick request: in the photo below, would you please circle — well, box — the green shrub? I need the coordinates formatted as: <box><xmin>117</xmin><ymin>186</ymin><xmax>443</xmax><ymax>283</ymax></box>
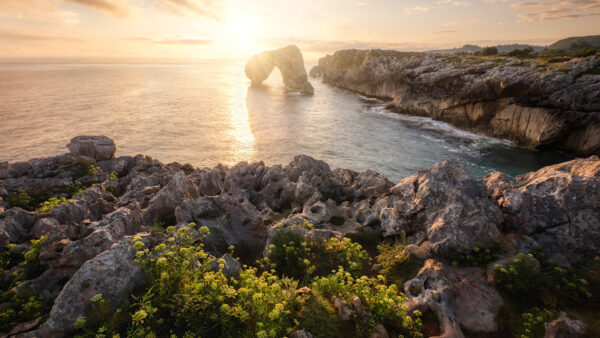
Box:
<box><xmin>20</xmin><ymin>236</ymin><xmax>46</xmax><ymax>280</ymax></box>
<box><xmin>74</xmin><ymin>165</ymin><xmax>101</xmax><ymax>180</ymax></box>
<box><xmin>376</xmin><ymin>237</ymin><xmax>423</xmax><ymax>286</ymax></box>
<box><xmin>0</xmin><ymin>287</ymin><xmax>43</xmax><ymax>332</ymax></box>
<box><xmin>76</xmin><ymin>225</ymin><xmax>419</xmax><ymax>337</ymax></box>
<box><xmin>38</xmin><ymin>197</ymin><xmax>68</xmax><ymax>213</ymax></box>
<box><xmin>65</xmin><ymin>181</ymin><xmax>86</xmax><ymax>198</ymax></box>
<box><xmin>505</xmin><ymin>47</ymin><xmax>534</xmax><ymax>58</ymax></box>
<box><xmin>265</xmin><ymin>229</ymin><xmax>370</xmax><ymax>282</ymax></box>
<box><xmin>517</xmin><ymin>307</ymin><xmax>555</xmax><ymax>338</ymax></box>
<box><xmin>494</xmin><ymin>253</ymin><xmax>543</xmax><ymax>299</ymax></box>
<box><xmin>450</xmin><ymin>241</ymin><xmax>504</xmax><ymax>267</ymax></box>
<box><xmin>477</xmin><ymin>47</ymin><xmax>498</xmax><ymax>56</ymax></box>
<box><xmin>5</xmin><ymin>190</ymin><xmax>33</xmax><ymax>210</ymax></box>
<box><xmin>312</xmin><ymin>268</ymin><xmax>423</xmax><ymax>337</ymax></box>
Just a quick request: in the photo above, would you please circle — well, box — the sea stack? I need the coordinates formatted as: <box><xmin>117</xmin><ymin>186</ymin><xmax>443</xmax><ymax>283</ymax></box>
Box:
<box><xmin>245</xmin><ymin>45</ymin><xmax>314</xmax><ymax>94</ymax></box>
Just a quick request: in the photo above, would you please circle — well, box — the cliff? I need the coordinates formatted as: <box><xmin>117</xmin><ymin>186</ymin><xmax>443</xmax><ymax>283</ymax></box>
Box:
<box><xmin>314</xmin><ymin>49</ymin><xmax>600</xmax><ymax>155</ymax></box>
<box><xmin>1</xmin><ymin>136</ymin><xmax>599</xmax><ymax>337</ymax></box>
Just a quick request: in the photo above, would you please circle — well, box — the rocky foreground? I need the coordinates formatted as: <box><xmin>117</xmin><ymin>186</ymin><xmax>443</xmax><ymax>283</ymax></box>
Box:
<box><xmin>312</xmin><ymin>50</ymin><xmax>600</xmax><ymax>156</ymax></box>
<box><xmin>1</xmin><ymin>136</ymin><xmax>599</xmax><ymax>337</ymax></box>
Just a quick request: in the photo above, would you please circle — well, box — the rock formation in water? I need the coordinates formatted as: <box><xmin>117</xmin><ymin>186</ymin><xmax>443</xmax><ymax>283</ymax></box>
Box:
<box><xmin>245</xmin><ymin>45</ymin><xmax>314</xmax><ymax>94</ymax></box>
<box><xmin>1</xmin><ymin>136</ymin><xmax>599</xmax><ymax>337</ymax></box>
<box><xmin>316</xmin><ymin>50</ymin><xmax>600</xmax><ymax>155</ymax></box>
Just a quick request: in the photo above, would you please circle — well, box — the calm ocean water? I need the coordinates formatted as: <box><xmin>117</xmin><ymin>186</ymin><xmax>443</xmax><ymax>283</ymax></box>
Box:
<box><xmin>0</xmin><ymin>60</ymin><xmax>571</xmax><ymax>182</ymax></box>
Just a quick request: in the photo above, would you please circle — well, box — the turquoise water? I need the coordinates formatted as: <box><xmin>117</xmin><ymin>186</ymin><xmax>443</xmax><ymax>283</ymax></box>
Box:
<box><xmin>0</xmin><ymin>60</ymin><xmax>571</xmax><ymax>182</ymax></box>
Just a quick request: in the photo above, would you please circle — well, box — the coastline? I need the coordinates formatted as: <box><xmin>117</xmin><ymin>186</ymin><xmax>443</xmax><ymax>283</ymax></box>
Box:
<box><xmin>313</xmin><ymin>50</ymin><xmax>600</xmax><ymax>156</ymax></box>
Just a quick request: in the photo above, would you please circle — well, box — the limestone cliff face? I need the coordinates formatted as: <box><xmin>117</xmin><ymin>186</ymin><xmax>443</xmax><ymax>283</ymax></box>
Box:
<box><xmin>317</xmin><ymin>49</ymin><xmax>600</xmax><ymax>155</ymax></box>
<box><xmin>245</xmin><ymin>45</ymin><xmax>314</xmax><ymax>94</ymax></box>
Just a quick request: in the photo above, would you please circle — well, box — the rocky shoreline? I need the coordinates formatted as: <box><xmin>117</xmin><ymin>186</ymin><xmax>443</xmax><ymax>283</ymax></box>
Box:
<box><xmin>1</xmin><ymin>136</ymin><xmax>599</xmax><ymax>337</ymax></box>
<box><xmin>312</xmin><ymin>50</ymin><xmax>600</xmax><ymax>156</ymax></box>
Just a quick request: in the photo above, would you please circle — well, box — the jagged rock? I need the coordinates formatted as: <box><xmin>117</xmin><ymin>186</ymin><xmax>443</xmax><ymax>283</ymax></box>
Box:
<box><xmin>32</xmin><ymin>218</ymin><xmax>60</xmax><ymax>239</ymax></box>
<box><xmin>0</xmin><ymin>208</ymin><xmax>37</xmax><ymax>247</ymax></box>
<box><xmin>245</xmin><ymin>45</ymin><xmax>314</xmax><ymax>94</ymax></box>
<box><xmin>67</xmin><ymin>135</ymin><xmax>116</xmax><ymax>161</ymax></box>
<box><xmin>258</xmin><ymin>164</ymin><xmax>294</xmax><ymax>210</ymax></box>
<box><xmin>290</xmin><ymin>330</ymin><xmax>314</xmax><ymax>338</ymax></box>
<box><xmin>38</xmin><ymin>235</ymin><xmax>151</xmax><ymax>337</ymax></box>
<box><xmin>405</xmin><ymin>259</ymin><xmax>503</xmax><ymax>337</ymax></box>
<box><xmin>488</xmin><ymin>156</ymin><xmax>600</xmax><ymax>260</ymax></box>
<box><xmin>45</xmin><ymin>208</ymin><xmax>142</xmax><ymax>270</ymax></box>
<box><xmin>175</xmin><ymin>194</ymin><xmax>267</xmax><ymax>259</ymax></box>
<box><xmin>388</xmin><ymin>161</ymin><xmax>502</xmax><ymax>256</ymax></box>
<box><xmin>544</xmin><ymin>312</ymin><xmax>587</xmax><ymax>338</ymax></box>
<box><xmin>189</xmin><ymin>167</ymin><xmax>225</xmax><ymax>196</ymax></box>
<box><xmin>334</xmin><ymin>168</ymin><xmax>392</xmax><ymax>201</ymax></box>
<box><xmin>49</xmin><ymin>186</ymin><xmax>115</xmax><ymax>225</ymax></box>
<box><xmin>317</xmin><ymin>50</ymin><xmax>600</xmax><ymax>155</ymax></box>
<box><xmin>142</xmin><ymin>171</ymin><xmax>199</xmax><ymax>224</ymax></box>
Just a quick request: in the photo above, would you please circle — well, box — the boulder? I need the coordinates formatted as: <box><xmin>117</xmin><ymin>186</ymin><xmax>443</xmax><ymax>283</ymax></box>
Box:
<box><xmin>488</xmin><ymin>156</ymin><xmax>600</xmax><ymax>260</ymax></box>
<box><xmin>388</xmin><ymin>161</ymin><xmax>503</xmax><ymax>256</ymax></box>
<box><xmin>67</xmin><ymin>136</ymin><xmax>116</xmax><ymax>162</ymax></box>
<box><xmin>49</xmin><ymin>186</ymin><xmax>115</xmax><ymax>225</ymax></box>
<box><xmin>245</xmin><ymin>45</ymin><xmax>314</xmax><ymax>94</ymax></box>
<box><xmin>38</xmin><ymin>235</ymin><xmax>150</xmax><ymax>337</ymax></box>
<box><xmin>142</xmin><ymin>171</ymin><xmax>199</xmax><ymax>224</ymax></box>
<box><xmin>405</xmin><ymin>259</ymin><xmax>503</xmax><ymax>337</ymax></box>
<box><xmin>544</xmin><ymin>312</ymin><xmax>587</xmax><ymax>338</ymax></box>
<box><xmin>0</xmin><ymin>208</ymin><xmax>37</xmax><ymax>246</ymax></box>
<box><xmin>175</xmin><ymin>195</ymin><xmax>267</xmax><ymax>259</ymax></box>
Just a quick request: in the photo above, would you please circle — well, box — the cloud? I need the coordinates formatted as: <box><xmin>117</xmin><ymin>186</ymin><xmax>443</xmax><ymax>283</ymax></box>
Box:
<box><xmin>0</xmin><ymin>31</ymin><xmax>83</xmax><ymax>42</ymax></box>
<box><xmin>437</xmin><ymin>0</ymin><xmax>472</xmax><ymax>6</ymax></box>
<box><xmin>154</xmin><ymin>0</ymin><xmax>221</xmax><ymax>21</ymax></box>
<box><xmin>131</xmin><ymin>37</ymin><xmax>218</xmax><ymax>45</ymax></box>
<box><xmin>511</xmin><ymin>0</ymin><xmax>600</xmax><ymax>21</ymax></box>
<box><xmin>63</xmin><ymin>0</ymin><xmax>130</xmax><ymax>17</ymax></box>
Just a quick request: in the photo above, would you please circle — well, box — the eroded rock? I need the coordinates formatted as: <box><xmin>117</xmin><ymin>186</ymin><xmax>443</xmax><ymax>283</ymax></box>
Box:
<box><xmin>245</xmin><ymin>45</ymin><xmax>314</xmax><ymax>94</ymax></box>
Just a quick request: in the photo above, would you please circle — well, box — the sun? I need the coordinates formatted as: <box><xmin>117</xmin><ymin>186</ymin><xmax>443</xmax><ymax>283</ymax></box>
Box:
<box><xmin>222</xmin><ymin>13</ymin><xmax>262</xmax><ymax>44</ymax></box>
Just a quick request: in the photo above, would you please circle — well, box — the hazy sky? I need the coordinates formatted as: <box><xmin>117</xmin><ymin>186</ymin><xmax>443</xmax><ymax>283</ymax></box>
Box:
<box><xmin>0</xmin><ymin>0</ymin><xmax>598</xmax><ymax>61</ymax></box>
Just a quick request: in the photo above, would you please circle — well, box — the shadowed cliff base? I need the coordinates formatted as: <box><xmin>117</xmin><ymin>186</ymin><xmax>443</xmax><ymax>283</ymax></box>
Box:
<box><xmin>245</xmin><ymin>45</ymin><xmax>314</xmax><ymax>95</ymax></box>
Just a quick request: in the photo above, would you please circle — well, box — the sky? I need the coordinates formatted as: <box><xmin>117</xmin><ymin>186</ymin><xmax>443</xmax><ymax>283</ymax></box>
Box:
<box><xmin>0</xmin><ymin>0</ymin><xmax>599</xmax><ymax>61</ymax></box>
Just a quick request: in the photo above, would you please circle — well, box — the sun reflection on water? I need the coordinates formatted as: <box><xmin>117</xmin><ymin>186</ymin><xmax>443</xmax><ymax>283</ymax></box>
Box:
<box><xmin>225</xmin><ymin>80</ymin><xmax>256</xmax><ymax>165</ymax></box>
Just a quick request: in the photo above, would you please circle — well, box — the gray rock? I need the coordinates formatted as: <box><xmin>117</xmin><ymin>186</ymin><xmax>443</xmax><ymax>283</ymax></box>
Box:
<box><xmin>0</xmin><ymin>208</ymin><xmax>37</xmax><ymax>246</ymax></box>
<box><xmin>38</xmin><ymin>235</ymin><xmax>149</xmax><ymax>337</ymax></box>
<box><xmin>67</xmin><ymin>135</ymin><xmax>116</xmax><ymax>161</ymax></box>
<box><xmin>489</xmin><ymin>156</ymin><xmax>600</xmax><ymax>260</ymax></box>
<box><xmin>142</xmin><ymin>171</ymin><xmax>199</xmax><ymax>224</ymax></box>
<box><xmin>544</xmin><ymin>312</ymin><xmax>587</xmax><ymax>338</ymax></box>
<box><xmin>389</xmin><ymin>161</ymin><xmax>502</xmax><ymax>256</ymax></box>
<box><xmin>32</xmin><ymin>218</ymin><xmax>60</xmax><ymax>239</ymax></box>
<box><xmin>405</xmin><ymin>259</ymin><xmax>503</xmax><ymax>337</ymax></box>
<box><xmin>290</xmin><ymin>330</ymin><xmax>314</xmax><ymax>338</ymax></box>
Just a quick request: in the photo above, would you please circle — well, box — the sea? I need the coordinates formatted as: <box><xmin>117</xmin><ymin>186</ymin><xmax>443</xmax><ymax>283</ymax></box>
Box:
<box><xmin>0</xmin><ymin>59</ymin><xmax>572</xmax><ymax>182</ymax></box>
